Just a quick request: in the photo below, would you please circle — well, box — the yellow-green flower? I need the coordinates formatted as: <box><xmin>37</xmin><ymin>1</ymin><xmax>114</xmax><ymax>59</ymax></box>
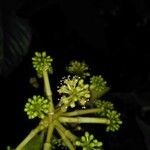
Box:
<box><xmin>58</xmin><ymin>76</ymin><xmax>90</xmax><ymax>108</ymax></box>
<box><xmin>90</xmin><ymin>75</ymin><xmax>108</xmax><ymax>99</ymax></box>
<box><xmin>32</xmin><ymin>51</ymin><xmax>53</xmax><ymax>78</ymax></box>
<box><xmin>94</xmin><ymin>100</ymin><xmax>114</xmax><ymax>116</ymax></box>
<box><xmin>66</xmin><ymin>60</ymin><xmax>90</xmax><ymax>78</ymax></box>
<box><xmin>75</xmin><ymin>132</ymin><xmax>103</xmax><ymax>150</ymax></box>
<box><xmin>24</xmin><ymin>95</ymin><xmax>49</xmax><ymax>119</ymax></box>
<box><xmin>106</xmin><ymin>110</ymin><xmax>122</xmax><ymax>132</ymax></box>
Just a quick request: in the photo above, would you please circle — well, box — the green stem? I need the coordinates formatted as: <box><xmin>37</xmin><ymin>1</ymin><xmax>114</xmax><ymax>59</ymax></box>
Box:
<box><xmin>53</xmin><ymin>106</ymin><xmax>67</xmax><ymax>120</ymax></box>
<box><xmin>45</xmin><ymin>102</ymin><xmax>54</xmax><ymax>150</ymax></box>
<box><xmin>59</xmin><ymin>116</ymin><xmax>110</xmax><ymax>124</ymax></box>
<box><xmin>43</xmin><ymin>70</ymin><xmax>55</xmax><ymax>150</ymax></box>
<box><xmin>63</xmin><ymin>108</ymin><xmax>101</xmax><ymax>117</ymax></box>
<box><xmin>43</xmin><ymin>121</ymin><xmax>55</xmax><ymax>150</ymax></box>
<box><xmin>55</xmin><ymin>126</ymin><xmax>75</xmax><ymax>150</ymax></box>
<box><xmin>55</xmin><ymin>121</ymin><xmax>78</xmax><ymax>142</ymax></box>
<box><xmin>16</xmin><ymin>125</ymin><xmax>42</xmax><ymax>150</ymax></box>
<box><xmin>43</xmin><ymin>70</ymin><xmax>54</xmax><ymax>111</ymax></box>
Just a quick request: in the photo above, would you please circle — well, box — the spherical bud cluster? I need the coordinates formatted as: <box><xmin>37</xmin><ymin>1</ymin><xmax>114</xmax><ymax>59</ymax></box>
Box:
<box><xmin>75</xmin><ymin>132</ymin><xmax>103</xmax><ymax>150</ymax></box>
<box><xmin>90</xmin><ymin>75</ymin><xmax>107</xmax><ymax>99</ymax></box>
<box><xmin>94</xmin><ymin>100</ymin><xmax>122</xmax><ymax>132</ymax></box>
<box><xmin>32</xmin><ymin>51</ymin><xmax>53</xmax><ymax>78</ymax></box>
<box><xmin>94</xmin><ymin>100</ymin><xmax>114</xmax><ymax>116</ymax></box>
<box><xmin>51</xmin><ymin>137</ymin><xmax>65</xmax><ymax>149</ymax></box>
<box><xmin>66</xmin><ymin>60</ymin><xmax>90</xmax><ymax>78</ymax></box>
<box><xmin>105</xmin><ymin>110</ymin><xmax>122</xmax><ymax>132</ymax></box>
<box><xmin>24</xmin><ymin>95</ymin><xmax>49</xmax><ymax>119</ymax></box>
<box><xmin>58</xmin><ymin>76</ymin><xmax>90</xmax><ymax>108</ymax></box>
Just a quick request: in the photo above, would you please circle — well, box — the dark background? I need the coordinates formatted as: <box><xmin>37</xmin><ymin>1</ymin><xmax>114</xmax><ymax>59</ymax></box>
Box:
<box><xmin>1</xmin><ymin>0</ymin><xmax>150</xmax><ymax>149</ymax></box>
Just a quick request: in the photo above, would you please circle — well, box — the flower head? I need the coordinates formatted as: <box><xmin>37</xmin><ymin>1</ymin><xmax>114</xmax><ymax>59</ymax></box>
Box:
<box><xmin>90</xmin><ymin>75</ymin><xmax>108</xmax><ymax>99</ymax></box>
<box><xmin>58</xmin><ymin>76</ymin><xmax>90</xmax><ymax>108</ymax></box>
<box><xmin>32</xmin><ymin>51</ymin><xmax>53</xmax><ymax>78</ymax></box>
<box><xmin>66</xmin><ymin>60</ymin><xmax>90</xmax><ymax>78</ymax></box>
<box><xmin>94</xmin><ymin>100</ymin><xmax>114</xmax><ymax>116</ymax></box>
<box><xmin>24</xmin><ymin>95</ymin><xmax>49</xmax><ymax>119</ymax></box>
<box><xmin>75</xmin><ymin>132</ymin><xmax>103</xmax><ymax>150</ymax></box>
<box><xmin>105</xmin><ymin>110</ymin><xmax>122</xmax><ymax>132</ymax></box>
<box><xmin>94</xmin><ymin>100</ymin><xmax>122</xmax><ymax>132</ymax></box>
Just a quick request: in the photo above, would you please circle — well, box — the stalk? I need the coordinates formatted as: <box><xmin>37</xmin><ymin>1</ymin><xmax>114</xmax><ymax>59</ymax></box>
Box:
<box><xmin>55</xmin><ymin>121</ymin><xmax>78</xmax><ymax>142</ymax></box>
<box><xmin>43</xmin><ymin>70</ymin><xmax>55</xmax><ymax>150</ymax></box>
<box><xmin>43</xmin><ymin>70</ymin><xmax>54</xmax><ymax>111</ymax></box>
<box><xmin>63</xmin><ymin>108</ymin><xmax>102</xmax><ymax>117</ymax></box>
<box><xmin>53</xmin><ymin>105</ymin><xmax>68</xmax><ymax>120</ymax></box>
<box><xmin>55</xmin><ymin>126</ymin><xmax>75</xmax><ymax>150</ymax></box>
<box><xmin>43</xmin><ymin>122</ymin><xmax>55</xmax><ymax>150</ymax></box>
<box><xmin>59</xmin><ymin>117</ymin><xmax>110</xmax><ymax>124</ymax></box>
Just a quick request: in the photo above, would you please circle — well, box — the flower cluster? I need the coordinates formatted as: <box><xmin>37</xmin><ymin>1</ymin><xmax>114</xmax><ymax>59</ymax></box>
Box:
<box><xmin>66</xmin><ymin>60</ymin><xmax>90</xmax><ymax>78</ymax></box>
<box><xmin>90</xmin><ymin>75</ymin><xmax>108</xmax><ymax>99</ymax></box>
<box><xmin>51</xmin><ymin>136</ymin><xmax>65</xmax><ymax>149</ymax></box>
<box><xmin>75</xmin><ymin>132</ymin><xmax>103</xmax><ymax>150</ymax></box>
<box><xmin>58</xmin><ymin>76</ymin><xmax>90</xmax><ymax>108</ymax></box>
<box><xmin>105</xmin><ymin>110</ymin><xmax>122</xmax><ymax>132</ymax></box>
<box><xmin>94</xmin><ymin>100</ymin><xmax>114</xmax><ymax>116</ymax></box>
<box><xmin>24</xmin><ymin>95</ymin><xmax>49</xmax><ymax>119</ymax></box>
<box><xmin>94</xmin><ymin>100</ymin><xmax>122</xmax><ymax>132</ymax></box>
<box><xmin>32</xmin><ymin>51</ymin><xmax>53</xmax><ymax>78</ymax></box>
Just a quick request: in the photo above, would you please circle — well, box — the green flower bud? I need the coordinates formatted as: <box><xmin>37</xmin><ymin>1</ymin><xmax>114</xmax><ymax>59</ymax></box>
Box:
<box><xmin>94</xmin><ymin>100</ymin><xmax>114</xmax><ymax>116</ymax></box>
<box><xmin>24</xmin><ymin>95</ymin><xmax>49</xmax><ymax>119</ymax></box>
<box><xmin>106</xmin><ymin>110</ymin><xmax>122</xmax><ymax>132</ymax></box>
<box><xmin>32</xmin><ymin>51</ymin><xmax>53</xmax><ymax>78</ymax></box>
<box><xmin>90</xmin><ymin>75</ymin><xmax>108</xmax><ymax>99</ymax></box>
<box><xmin>66</xmin><ymin>60</ymin><xmax>90</xmax><ymax>78</ymax></box>
<box><xmin>75</xmin><ymin>132</ymin><xmax>103</xmax><ymax>150</ymax></box>
<box><xmin>51</xmin><ymin>136</ymin><xmax>66</xmax><ymax>149</ymax></box>
<box><xmin>75</xmin><ymin>141</ymin><xmax>81</xmax><ymax>146</ymax></box>
<box><xmin>94</xmin><ymin>100</ymin><xmax>122</xmax><ymax>132</ymax></box>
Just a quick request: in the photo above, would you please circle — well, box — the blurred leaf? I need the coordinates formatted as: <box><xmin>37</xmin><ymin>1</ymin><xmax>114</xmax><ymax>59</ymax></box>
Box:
<box><xmin>23</xmin><ymin>131</ymin><xmax>45</xmax><ymax>150</ymax></box>
<box><xmin>0</xmin><ymin>9</ymin><xmax>31</xmax><ymax>76</ymax></box>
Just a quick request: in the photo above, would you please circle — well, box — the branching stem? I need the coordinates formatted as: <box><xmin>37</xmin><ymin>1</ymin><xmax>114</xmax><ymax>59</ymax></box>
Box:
<box><xmin>59</xmin><ymin>116</ymin><xmax>110</xmax><ymax>124</ymax></box>
<box><xmin>56</xmin><ymin>126</ymin><xmax>75</xmax><ymax>150</ymax></box>
<box><xmin>55</xmin><ymin>121</ymin><xmax>78</xmax><ymax>142</ymax></box>
<box><xmin>63</xmin><ymin>108</ymin><xmax>102</xmax><ymax>116</ymax></box>
<box><xmin>43</xmin><ymin>70</ymin><xmax>55</xmax><ymax>150</ymax></box>
<box><xmin>43</xmin><ymin>121</ymin><xmax>55</xmax><ymax>150</ymax></box>
<box><xmin>43</xmin><ymin>70</ymin><xmax>54</xmax><ymax>111</ymax></box>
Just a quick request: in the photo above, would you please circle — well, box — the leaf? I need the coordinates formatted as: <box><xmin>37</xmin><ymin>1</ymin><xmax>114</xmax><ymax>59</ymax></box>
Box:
<box><xmin>23</xmin><ymin>131</ymin><xmax>45</xmax><ymax>150</ymax></box>
<box><xmin>0</xmin><ymin>9</ymin><xmax>31</xmax><ymax>77</ymax></box>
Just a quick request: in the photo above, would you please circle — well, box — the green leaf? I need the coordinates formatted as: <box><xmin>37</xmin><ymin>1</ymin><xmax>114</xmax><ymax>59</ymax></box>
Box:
<box><xmin>23</xmin><ymin>131</ymin><xmax>45</xmax><ymax>150</ymax></box>
<box><xmin>0</xmin><ymin>9</ymin><xmax>31</xmax><ymax>76</ymax></box>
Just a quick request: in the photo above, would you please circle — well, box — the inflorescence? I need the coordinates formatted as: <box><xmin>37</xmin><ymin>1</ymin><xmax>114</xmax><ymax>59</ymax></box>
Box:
<box><xmin>24</xmin><ymin>95</ymin><xmax>49</xmax><ymax>119</ymax></box>
<box><xmin>66</xmin><ymin>60</ymin><xmax>90</xmax><ymax>78</ymax></box>
<box><xmin>75</xmin><ymin>132</ymin><xmax>103</xmax><ymax>150</ymax></box>
<box><xmin>90</xmin><ymin>75</ymin><xmax>108</xmax><ymax>99</ymax></box>
<box><xmin>58</xmin><ymin>76</ymin><xmax>90</xmax><ymax>109</ymax></box>
<box><xmin>21</xmin><ymin>51</ymin><xmax>123</xmax><ymax>150</ymax></box>
<box><xmin>94</xmin><ymin>100</ymin><xmax>122</xmax><ymax>132</ymax></box>
<box><xmin>32</xmin><ymin>51</ymin><xmax>53</xmax><ymax>78</ymax></box>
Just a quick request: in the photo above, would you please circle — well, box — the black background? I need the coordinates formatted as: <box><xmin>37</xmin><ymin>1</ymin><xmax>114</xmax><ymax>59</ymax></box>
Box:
<box><xmin>1</xmin><ymin>0</ymin><xmax>150</xmax><ymax>149</ymax></box>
